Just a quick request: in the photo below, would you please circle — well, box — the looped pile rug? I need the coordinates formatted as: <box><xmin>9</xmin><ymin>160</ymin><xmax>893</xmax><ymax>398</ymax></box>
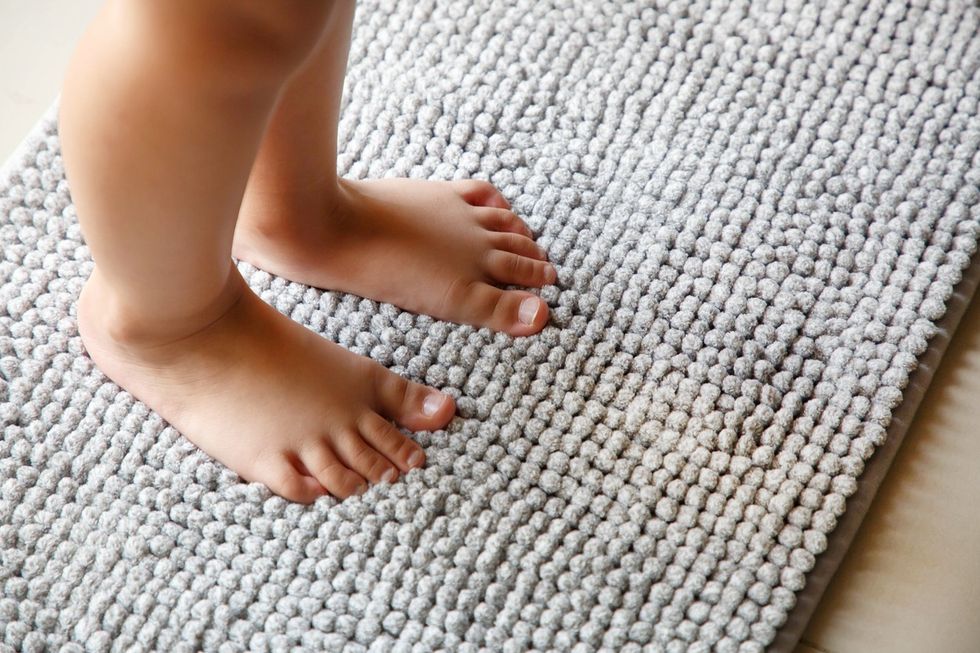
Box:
<box><xmin>2</xmin><ymin>0</ymin><xmax>980</xmax><ymax>651</ymax></box>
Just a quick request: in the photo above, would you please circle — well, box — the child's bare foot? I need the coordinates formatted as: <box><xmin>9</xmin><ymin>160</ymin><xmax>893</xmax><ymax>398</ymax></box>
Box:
<box><xmin>233</xmin><ymin>178</ymin><xmax>555</xmax><ymax>336</ymax></box>
<box><xmin>77</xmin><ymin>267</ymin><xmax>455</xmax><ymax>504</ymax></box>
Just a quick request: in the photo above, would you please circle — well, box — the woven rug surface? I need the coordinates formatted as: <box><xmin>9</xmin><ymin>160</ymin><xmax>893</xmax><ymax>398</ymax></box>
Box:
<box><xmin>3</xmin><ymin>1</ymin><xmax>980</xmax><ymax>651</ymax></box>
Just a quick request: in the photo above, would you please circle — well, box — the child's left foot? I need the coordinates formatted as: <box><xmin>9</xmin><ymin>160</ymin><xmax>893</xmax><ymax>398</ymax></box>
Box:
<box><xmin>233</xmin><ymin>178</ymin><xmax>554</xmax><ymax>335</ymax></box>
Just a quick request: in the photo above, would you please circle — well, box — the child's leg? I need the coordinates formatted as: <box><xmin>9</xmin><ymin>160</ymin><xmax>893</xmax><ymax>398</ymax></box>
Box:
<box><xmin>232</xmin><ymin>0</ymin><xmax>554</xmax><ymax>336</ymax></box>
<box><xmin>61</xmin><ymin>0</ymin><xmax>455</xmax><ymax>503</ymax></box>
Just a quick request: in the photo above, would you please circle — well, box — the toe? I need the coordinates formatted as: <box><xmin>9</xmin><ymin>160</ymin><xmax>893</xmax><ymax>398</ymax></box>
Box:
<box><xmin>300</xmin><ymin>443</ymin><xmax>367</xmax><ymax>499</ymax></box>
<box><xmin>257</xmin><ymin>454</ymin><xmax>327</xmax><ymax>504</ymax></box>
<box><xmin>483</xmin><ymin>250</ymin><xmax>557</xmax><ymax>287</ymax></box>
<box><xmin>447</xmin><ymin>281</ymin><xmax>550</xmax><ymax>336</ymax></box>
<box><xmin>454</xmin><ymin>179</ymin><xmax>511</xmax><ymax>209</ymax></box>
<box><xmin>358</xmin><ymin>412</ymin><xmax>426</xmax><ymax>473</ymax></box>
<box><xmin>373</xmin><ymin>365</ymin><xmax>456</xmax><ymax>431</ymax></box>
<box><xmin>476</xmin><ymin>207</ymin><xmax>533</xmax><ymax>237</ymax></box>
<box><xmin>332</xmin><ymin>429</ymin><xmax>400</xmax><ymax>485</ymax></box>
<box><xmin>489</xmin><ymin>232</ymin><xmax>549</xmax><ymax>261</ymax></box>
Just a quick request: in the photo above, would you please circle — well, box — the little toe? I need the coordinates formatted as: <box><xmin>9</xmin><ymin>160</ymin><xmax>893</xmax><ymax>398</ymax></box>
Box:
<box><xmin>484</xmin><ymin>250</ymin><xmax>557</xmax><ymax>287</ymax></box>
<box><xmin>373</xmin><ymin>365</ymin><xmax>456</xmax><ymax>431</ymax></box>
<box><xmin>358</xmin><ymin>411</ymin><xmax>426</xmax><ymax>473</ymax></box>
<box><xmin>454</xmin><ymin>179</ymin><xmax>511</xmax><ymax>209</ymax></box>
<box><xmin>449</xmin><ymin>281</ymin><xmax>550</xmax><ymax>336</ymax></box>
<box><xmin>258</xmin><ymin>454</ymin><xmax>328</xmax><ymax>504</ymax></box>
<box><xmin>476</xmin><ymin>207</ymin><xmax>534</xmax><ymax>237</ymax></box>
<box><xmin>300</xmin><ymin>443</ymin><xmax>367</xmax><ymax>499</ymax></box>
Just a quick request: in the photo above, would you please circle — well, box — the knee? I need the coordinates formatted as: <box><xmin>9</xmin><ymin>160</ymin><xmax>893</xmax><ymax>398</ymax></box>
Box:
<box><xmin>122</xmin><ymin>1</ymin><xmax>332</xmax><ymax>86</ymax></box>
<box><xmin>217</xmin><ymin>2</ymin><xmax>332</xmax><ymax>72</ymax></box>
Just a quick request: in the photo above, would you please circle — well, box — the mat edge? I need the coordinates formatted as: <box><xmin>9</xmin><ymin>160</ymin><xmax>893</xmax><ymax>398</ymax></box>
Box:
<box><xmin>770</xmin><ymin>236</ymin><xmax>980</xmax><ymax>652</ymax></box>
<box><xmin>0</xmin><ymin>100</ymin><xmax>59</xmax><ymax>190</ymax></box>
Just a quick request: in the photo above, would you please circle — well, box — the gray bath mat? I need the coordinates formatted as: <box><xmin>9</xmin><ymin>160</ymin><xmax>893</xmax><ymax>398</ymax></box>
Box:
<box><xmin>3</xmin><ymin>1</ymin><xmax>980</xmax><ymax>651</ymax></box>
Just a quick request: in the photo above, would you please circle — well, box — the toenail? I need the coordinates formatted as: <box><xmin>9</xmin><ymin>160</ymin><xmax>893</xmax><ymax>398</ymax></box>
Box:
<box><xmin>547</xmin><ymin>264</ymin><xmax>557</xmax><ymax>282</ymax></box>
<box><xmin>423</xmin><ymin>393</ymin><xmax>446</xmax><ymax>416</ymax></box>
<box><xmin>381</xmin><ymin>468</ymin><xmax>397</xmax><ymax>483</ymax></box>
<box><xmin>407</xmin><ymin>450</ymin><xmax>424</xmax><ymax>468</ymax></box>
<box><xmin>355</xmin><ymin>483</ymin><xmax>368</xmax><ymax>495</ymax></box>
<box><xmin>519</xmin><ymin>297</ymin><xmax>541</xmax><ymax>325</ymax></box>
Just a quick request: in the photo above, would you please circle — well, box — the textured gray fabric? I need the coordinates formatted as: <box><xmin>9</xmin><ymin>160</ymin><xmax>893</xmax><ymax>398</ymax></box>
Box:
<box><xmin>2</xmin><ymin>0</ymin><xmax>980</xmax><ymax>651</ymax></box>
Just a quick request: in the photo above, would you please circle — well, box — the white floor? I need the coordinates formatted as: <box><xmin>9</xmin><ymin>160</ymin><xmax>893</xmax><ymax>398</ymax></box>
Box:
<box><xmin>3</xmin><ymin>4</ymin><xmax>980</xmax><ymax>653</ymax></box>
<box><xmin>0</xmin><ymin>0</ymin><xmax>101</xmax><ymax>160</ymax></box>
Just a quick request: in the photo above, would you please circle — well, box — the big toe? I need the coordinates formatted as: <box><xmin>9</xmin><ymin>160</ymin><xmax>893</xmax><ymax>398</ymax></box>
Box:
<box><xmin>514</xmin><ymin>294</ymin><xmax>550</xmax><ymax>332</ymax></box>
<box><xmin>373</xmin><ymin>365</ymin><xmax>456</xmax><ymax>431</ymax></box>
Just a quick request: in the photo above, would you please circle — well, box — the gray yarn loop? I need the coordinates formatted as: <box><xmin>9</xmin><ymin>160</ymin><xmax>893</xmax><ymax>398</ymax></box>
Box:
<box><xmin>2</xmin><ymin>0</ymin><xmax>980</xmax><ymax>651</ymax></box>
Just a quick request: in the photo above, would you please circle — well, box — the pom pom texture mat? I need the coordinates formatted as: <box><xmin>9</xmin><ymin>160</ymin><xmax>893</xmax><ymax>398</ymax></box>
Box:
<box><xmin>2</xmin><ymin>1</ymin><xmax>980</xmax><ymax>651</ymax></box>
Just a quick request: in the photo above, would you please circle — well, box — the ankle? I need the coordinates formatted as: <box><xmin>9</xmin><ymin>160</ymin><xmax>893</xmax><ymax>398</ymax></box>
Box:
<box><xmin>78</xmin><ymin>265</ymin><xmax>246</xmax><ymax>349</ymax></box>
<box><xmin>235</xmin><ymin>176</ymin><xmax>349</xmax><ymax>258</ymax></box>
<box><xmin>240</xmin><ymin>165</ymin><xmax>342</xmax><ymax>218</ymax></box>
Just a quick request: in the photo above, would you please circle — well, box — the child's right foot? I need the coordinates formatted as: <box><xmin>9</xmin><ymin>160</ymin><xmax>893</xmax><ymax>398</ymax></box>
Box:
<box><xmin>77</xmin><ymin>267</ymin><xmax>455</xmax><ymax>503</ymax></box>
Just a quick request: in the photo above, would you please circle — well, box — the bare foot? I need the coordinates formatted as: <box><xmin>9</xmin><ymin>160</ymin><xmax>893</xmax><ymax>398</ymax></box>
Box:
<box><xmin>233</xmin><ymin>178</ymin><xmax>555</xmax><ymax>336</ymax></box>
<box><xmin>77</xmin><ymin>267</ymin><xmax>455</xmax><ymax>503</ymax></box>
